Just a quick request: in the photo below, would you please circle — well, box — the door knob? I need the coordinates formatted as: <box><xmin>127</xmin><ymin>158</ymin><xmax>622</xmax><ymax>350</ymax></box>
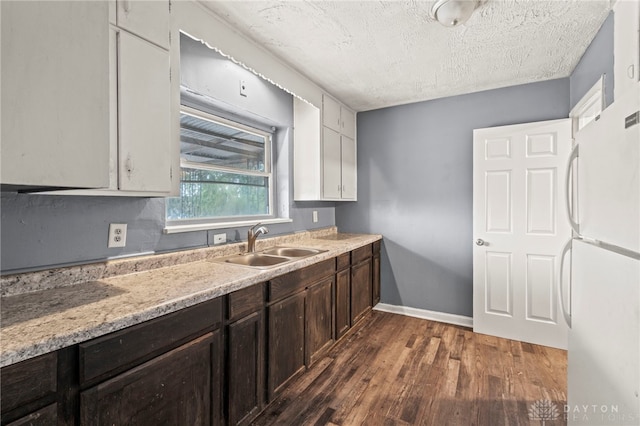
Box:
<box><xmin>475</xmin><ymin>239</ymin><xmax>485</xmax><ymax>246</ymax></box>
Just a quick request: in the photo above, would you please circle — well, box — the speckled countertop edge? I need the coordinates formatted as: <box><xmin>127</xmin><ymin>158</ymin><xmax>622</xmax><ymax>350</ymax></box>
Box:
<box><xmin>0</xmin><ymin>229</ymin><xmax>381</xmax><ymax>367</ymax></box>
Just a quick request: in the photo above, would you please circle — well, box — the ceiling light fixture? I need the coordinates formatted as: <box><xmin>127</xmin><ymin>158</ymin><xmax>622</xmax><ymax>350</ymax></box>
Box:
<box><xmin>430</xmin><ymin>0</ymin><xmax>479</xmax><ymax>27</ymax></box>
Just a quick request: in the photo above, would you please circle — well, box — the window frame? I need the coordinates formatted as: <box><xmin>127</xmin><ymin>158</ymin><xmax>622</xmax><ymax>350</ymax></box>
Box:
<box><xmin>165</xmin><ymin>105</ymin><xmax>280</xmax><ymax>231</ymax></box>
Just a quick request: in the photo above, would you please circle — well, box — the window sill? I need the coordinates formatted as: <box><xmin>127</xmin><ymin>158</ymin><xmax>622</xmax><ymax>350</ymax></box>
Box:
<box><xmin>163</xmin><ymin>218</ymin><xmax>293</xmax><ymax>234</ymax></box>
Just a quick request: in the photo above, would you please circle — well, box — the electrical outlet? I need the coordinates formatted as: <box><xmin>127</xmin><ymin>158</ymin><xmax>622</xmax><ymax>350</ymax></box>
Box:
<box><xmin>240</xmin><ymin>80</ymin><xmax>247</xmax><ymax>97</ymax></box>
<box><xmin>213</xmin><ymin>233</ymin><xmax>227</xmax><ymax>245</ymax></box>
<box><xmin>108</xmin><ymin>223</ymin><xmax>127</xmax><ymax>248</ymax></box>
<box><xmin>312</xmin><ymin>211</ymin><xmax>318</xmax><ymax>223</ymax></box>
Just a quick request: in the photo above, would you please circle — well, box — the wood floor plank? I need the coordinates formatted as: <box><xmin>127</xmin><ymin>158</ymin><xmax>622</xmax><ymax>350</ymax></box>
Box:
<box><xmin>252</xmin><ymin>311</ymin><xmax>567</xmax><ymax>426</ymax></box>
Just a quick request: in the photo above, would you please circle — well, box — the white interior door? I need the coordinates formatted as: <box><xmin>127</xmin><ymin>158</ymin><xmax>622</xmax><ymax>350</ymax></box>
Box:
<box><xmin>473</xmin><ymin>119</ymin><xmax>572</xmax><ymax>349</ymax></box>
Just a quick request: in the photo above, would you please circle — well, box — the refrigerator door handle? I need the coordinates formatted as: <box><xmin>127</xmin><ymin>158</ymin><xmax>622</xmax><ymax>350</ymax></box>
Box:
<box><xmin>558</xmin><ymin>238</ymin><xmax>573</xmax><ymax>328</ymax></box>
<box><xmin>565</xmin><ymin>144</ymin><xmax>580</xmax><ymax>235</ymax></box>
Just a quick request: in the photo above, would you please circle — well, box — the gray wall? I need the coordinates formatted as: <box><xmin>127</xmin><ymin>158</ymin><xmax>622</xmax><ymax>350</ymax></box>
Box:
<box><xmin>0</xmin><ymin>35</ymin><xmax>335</xmax><ymax>274</ymax></box>
<box><xmin>335</xmin><ymin>13</ymin><xmax>615</xmax><ymax>318</ymax></box>
<box><xmin>570</xmin><ymin>12</ymin><xmax>614</xmax><ymax>110</ymax></box>
<box><xmin>335</xmin><ymin>79</ymin><xmax>570</xmax><ymax>317</ymax></box>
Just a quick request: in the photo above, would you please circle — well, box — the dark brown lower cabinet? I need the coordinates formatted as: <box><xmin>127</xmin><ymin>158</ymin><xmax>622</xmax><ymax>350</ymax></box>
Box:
<box><xmin>372</xmin><ymin>253</ymin><xmax>381</xmax><ymax>306</ymax></box>
<box><xmin>80</xmin><ymin>331</ymin><xmax>219</xmax><ymax>426</ymax></box>
<box><xmin>335</xmin><ymin>267</ymin><xmax>351</xmax><ymax>339</ymax></box>
<box><xmin>306</xmin><ymin>277</ymin><xmax>334</xmax><ymax>365</ymax></box>
<box><xmin>351</xmin><ymin>257</ymin><xmax>372</xmax><ymax>325</ymax></box>
<box><xmin>227</xmin><ymin>311</ymin><xmax>264</xmax><ymax>426</ymax></box>
<box><xmin>0</xmin><ymin>241</ymin><xmax>383</xmax><ymax>426</ymax></box>
<box><xmin>267</xmin><ymin>291</ymin><xmax>305</xmax><ymax>400</ymax></box>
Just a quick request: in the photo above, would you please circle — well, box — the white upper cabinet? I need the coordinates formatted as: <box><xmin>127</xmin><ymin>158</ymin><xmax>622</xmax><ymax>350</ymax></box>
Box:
<box><xmin>1</xmin><ymin>1</ymin><xmax>111</xmax><ymax>191</ymax></box>
<box><xmin>116</xmin><ymin>0</ymin><xmax>170</xmax><ymax>49</ymax></box>
<box><xmin>14</xmin><ymin>0</ymin><xmax>179</xmax><ymax>196</ymax></box>
<box><xmin>613</xmin><ymin>0</ymin><xmax>640</xmax><ymax>100</ymax></box>
<box><xmin>322</xmin><ymin>94</ymin><xmax>357</xmax><ymax>201</ymax></box>
<box><xmin>293</xmin><ymin>95</ymin><xmax>357</xmax><ymax>201</ymax></box>
<box><xmin>117</xmin><ymin>30</ymin><xmax>172</xmax><ymax>193</ymax></box>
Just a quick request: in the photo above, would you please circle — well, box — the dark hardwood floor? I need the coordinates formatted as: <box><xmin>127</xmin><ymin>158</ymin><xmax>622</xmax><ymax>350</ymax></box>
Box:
<box><xmin>253</xmin><ymin>311</ymin><xmax>567</xmax><ymax>426</ymax></box>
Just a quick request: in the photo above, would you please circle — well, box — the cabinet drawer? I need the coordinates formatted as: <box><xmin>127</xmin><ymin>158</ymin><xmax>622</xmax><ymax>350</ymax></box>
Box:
<box><xmin>269</xmin><ymin>259</ymin><xmax>335</xmax><ymax>302</ymax></box>
<box><xmin>79</xmin><ymin>297</ymin><xmax>221</xmax><ymax>386</ymax></box>
<box><xmin>1</xmin><ymin>352</ymin><xmax>57</xmax><ymax>414</ymax></box>
<box><xmin>352</xmin><ymin>244</ymin><xmax>372</xmax><ymax>264</ymax></box>
<box><xmin>228</xmin><ymin>283</ymin><xmax>265</xmax><ymax>322</ymax></box>
<box><xmin>336</xmin><ymin>252</ymin><xmax>350</xmax><ymax>270</ymax></box>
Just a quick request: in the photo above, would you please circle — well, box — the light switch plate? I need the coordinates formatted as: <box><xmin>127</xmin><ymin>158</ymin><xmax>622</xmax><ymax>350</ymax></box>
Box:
<box><xmin>312</xmin><ymin>211</ymin><xmax>318</xmax><ymax>223</ymax></box>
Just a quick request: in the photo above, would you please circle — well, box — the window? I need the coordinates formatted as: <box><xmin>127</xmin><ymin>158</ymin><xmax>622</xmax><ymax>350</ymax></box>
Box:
<box><xmin>166</xmin><ymin>106</ymin><xmax>273</xmax><ymax>225</ymax></box>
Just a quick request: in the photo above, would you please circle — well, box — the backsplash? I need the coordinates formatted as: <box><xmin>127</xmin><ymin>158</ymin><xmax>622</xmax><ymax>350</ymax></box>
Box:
<box><xmin>0</xmin><ymin>226</ymin><xmax>337</xmax><ymax>297</ymax></box>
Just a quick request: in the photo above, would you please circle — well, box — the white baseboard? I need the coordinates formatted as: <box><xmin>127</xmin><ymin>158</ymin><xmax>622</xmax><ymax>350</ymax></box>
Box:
<box><xmin>373</xmin><ymin>303</ymin><xmax>473</xmax><ymax>328</ymax></box>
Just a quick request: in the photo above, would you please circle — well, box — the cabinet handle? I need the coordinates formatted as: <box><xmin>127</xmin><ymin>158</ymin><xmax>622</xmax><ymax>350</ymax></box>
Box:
<box><xmin>123</xmin><ymin>0</ymin><xmax>131</xmax><ymax>13</ymax></box>
<box><xmin>628</xmin><ymin>64</ymin><xmax>635</xmax><ymax>80</ymax></box>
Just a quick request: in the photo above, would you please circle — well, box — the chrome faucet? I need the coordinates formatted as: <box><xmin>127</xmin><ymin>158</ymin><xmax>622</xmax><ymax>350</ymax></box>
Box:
<box><xmin>247</xmin><ymin>223</ymin><xmax>269</xmax><ymax>253</ymax></box>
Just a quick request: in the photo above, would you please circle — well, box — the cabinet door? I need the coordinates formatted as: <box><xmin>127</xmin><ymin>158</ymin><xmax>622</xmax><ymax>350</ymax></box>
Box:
<box><xmin>227</xmin><ymin>311</ymin><xmax>265</xmax><ymax>426</ymax></box>
<box><xmin>372</xmin><ymin>254</ymin><xmax>381</xmax><ymax>306</ymax></box>
<box><xmin>5</xmin><ymin>404</ymin><xmax>57</xmax><ymax>426</ymax></box>
<box><xmin>322</xmin><ymin>94</ymin><xmax>341</xmax><ymax>132</ymax></box>
<box><xmin>267</xmin><ymin>292</ymin><xmax>305</xmax><ymax>400</ymax></box>
<box><xmin>335</xmin><ymin>268</ymin><xmax>351</xmax><ymax>339</ymax></box>
<box><xmin>341</xmin><ymin>107</ymin><xmax>356</xmax><ymax>139</ymax></box>
<box><xmin>322</xmin><ymin>127</ymin><xmax>342</xmax><ymax>199</ymax></box>
<box><xmin>116</xmin><ymin>0</ymin><xmax>169</xmax><ymax>49</ymax></box>
<box><xmin>341</xmin><ymin>135</ymin><xmax>357</xmax><ymax>200</ymax></box>
<box><xmin>1</xmin><ymin>1</ymin><xmax>110</xmax><ymax>190</ymax></box>
<box><xmin>351</xmin><ymin>258</ymin><xmax>372</xmax><ymax>325</ymax></box>
<box><xmin>80</xmin><ymin>332</ymin><xmax>216</xmax><ymax>426</ymax></box>
<box><xmin>613</xmin><ymin>0</ymin><xmax>640</xmax><ymax>100</ymax></box>
<box><xmin>117</xmin><ymin>30</ymin><xmax>172</xmax><ymax>193</ymax></box>
<box><xmin>307</xmin><ymin>277</ymin><xmax>335</xmax><ymax>365</ymax></box>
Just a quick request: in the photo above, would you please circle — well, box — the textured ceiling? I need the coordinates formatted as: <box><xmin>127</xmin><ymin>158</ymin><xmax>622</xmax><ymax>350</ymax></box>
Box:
<box><xmin>200</xmin><ymin>0</ymin><xmax>612</xmax><ymax>111</ymax></box>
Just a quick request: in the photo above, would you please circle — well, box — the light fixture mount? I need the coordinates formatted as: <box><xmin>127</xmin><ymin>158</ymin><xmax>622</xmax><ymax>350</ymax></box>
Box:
<box><xmin>430</xmin><ymin>0</ymin><xmax>479</xmax><ymax>27</ymax></box>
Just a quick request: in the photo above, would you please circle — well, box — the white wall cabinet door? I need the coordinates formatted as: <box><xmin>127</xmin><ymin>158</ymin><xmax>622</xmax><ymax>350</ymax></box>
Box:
<box><xmin>340</xmin><ymin>136</ymin><xmax>357</xmax><ymax>200</ymax></box>
<box><xmin>116</xmin><ymin>0</ymin><xmax>169</xmax><ymax>49</ymax></box>
<box><xmin>322</xmin><ymin>95</ymin><xmax>341</xmax><ymax>133</ymax></box>
<box><xmin>613</xmin><ymin>0</ymin><xmax>640</xmax><ymax>100</ymax></box>
<box><xmin>341</xmin><ymin>108</ymin><xmax>356</xmax><ymax>139</ymax></box>
<box><xmin>322</xmin><ymin>127</ymin><xmax>342</xmax><ymax>199</ymax></box>
<box><xmin>1</xmin><ymin>1</ymin><xmax>110</xmax><ymax>191</ymax></box>
<box><xmin>117</xmin><ymin>30</ymin><xmax>172</xmax><ymax>193</ymax></box>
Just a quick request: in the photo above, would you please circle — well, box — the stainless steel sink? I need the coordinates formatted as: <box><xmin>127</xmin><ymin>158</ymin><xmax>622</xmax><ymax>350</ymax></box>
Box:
<box><xmin>223</xmin><ymin>253</ymin><xmax>290</xmax><ymax>268</ymax></box>
<box><xmin>261</xmin><ymin>247</ymin><xmax>324</xmax><ymax>257</ymax></box>
<box><xmin>219</xmin><ymin>246</ymin><xmax>327</xmax><ymax>269</ymax></box>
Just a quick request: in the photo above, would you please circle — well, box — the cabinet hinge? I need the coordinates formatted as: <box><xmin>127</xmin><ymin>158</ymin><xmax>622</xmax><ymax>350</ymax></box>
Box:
<box><xmin>168</xmin><ymin>0</ymin><xmax>172</xmax><ymax>13</ymax></box>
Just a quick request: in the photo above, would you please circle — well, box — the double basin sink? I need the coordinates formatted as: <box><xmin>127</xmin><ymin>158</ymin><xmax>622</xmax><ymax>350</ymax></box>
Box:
<box><xmin>220</xmin><ymin>246</ymin><xmax>327</xmax><ymax>269</ymax></box>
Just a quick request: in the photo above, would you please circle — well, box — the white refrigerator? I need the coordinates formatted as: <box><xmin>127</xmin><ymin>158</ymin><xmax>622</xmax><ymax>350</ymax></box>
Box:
<box><xmin>560</xmin><ymin>83</ymin><xmax>640</xmax><ymax>425</ymax></box>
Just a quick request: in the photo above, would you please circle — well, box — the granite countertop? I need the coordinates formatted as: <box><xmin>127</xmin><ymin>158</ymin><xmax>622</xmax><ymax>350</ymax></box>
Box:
<box><xmin>0</xmin><ymin>228</ymin><xmax>381</xmax><ymax>367</ymax></box>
